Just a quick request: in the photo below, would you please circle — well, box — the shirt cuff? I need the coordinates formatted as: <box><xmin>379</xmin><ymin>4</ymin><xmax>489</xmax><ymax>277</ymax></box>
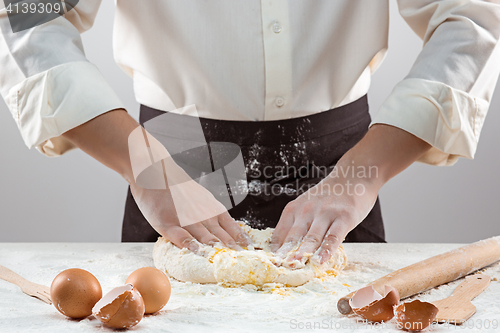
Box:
<box><xmin>370</xmin><ymin>78</ymin><xmax>488</xmax><ymax>166</ymax></box>
<box><xmin>4</xmin><ymin>61</ymin><xmax>125</xmax><ymax>157</ymax></box>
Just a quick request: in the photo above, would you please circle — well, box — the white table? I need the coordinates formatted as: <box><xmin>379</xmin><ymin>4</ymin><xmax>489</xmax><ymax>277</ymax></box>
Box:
<box><xmin>1</xmin><ymin>243</ymin><xmax>499</xmax><ymax>332</ymax></box>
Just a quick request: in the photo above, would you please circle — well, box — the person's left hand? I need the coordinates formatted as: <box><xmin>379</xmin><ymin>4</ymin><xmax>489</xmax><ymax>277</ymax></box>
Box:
<box><xmin>269</xmin><ymin>163</ymin><xmax>381</xmax><ymax>265</ymax></box>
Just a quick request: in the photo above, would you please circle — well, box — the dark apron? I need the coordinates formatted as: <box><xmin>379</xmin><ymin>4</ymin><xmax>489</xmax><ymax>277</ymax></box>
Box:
<box><xmin>122</xmin><ymin>95</ymin><xmax>385</xmax><ymax>243</ymax></box>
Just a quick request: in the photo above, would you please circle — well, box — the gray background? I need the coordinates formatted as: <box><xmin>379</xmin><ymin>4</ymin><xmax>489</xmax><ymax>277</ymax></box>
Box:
<box><xmin>1</xmin><ymin>1</ymin><xmax>499</xmax><ymax>243</ymax></box>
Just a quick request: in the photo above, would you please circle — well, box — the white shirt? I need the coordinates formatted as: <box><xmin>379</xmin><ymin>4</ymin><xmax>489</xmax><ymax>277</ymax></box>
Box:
<box><xmin>1</xmin><ymin>0</ymin><xmax>500</xmax><ymax>166</ymax></box>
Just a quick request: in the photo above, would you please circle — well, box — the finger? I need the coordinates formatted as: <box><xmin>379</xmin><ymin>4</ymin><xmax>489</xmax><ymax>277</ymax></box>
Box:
<box><xmin>270</xmin><ymin>203</ymin><xmax>296</xmax><ymax>253</ymax></box>
<box><xmin>315</xmin><ymin>219</ymin><xmax>348</xmax><ymax>264</ymax></box>
<box><xmin>183</xmin><ymin>221</ymin><xmax>221</xmax><ymax>246</ymax></box>
<box><xmin>217</xmin><ymin>212</ymin><xmax>253</xmax><ymax>247</ymax></box>
<box><xmin>290</xmin><ymin>215</ymin><xmax>332</xmax><ymax>261</ymax></box>
<box><xmin>160</xmin><ymin>225</ymin><xmax>201</xmax><ymax>254</ymax></box>
<box><xmin>276</xmin><ymin>215</ymin><xmax>312</xmax><ymax>258</ymax></box>
<box><xmin>203</xmin><ymin>218</ymin><xmax>243</xmax><ymax>250</ymax></box>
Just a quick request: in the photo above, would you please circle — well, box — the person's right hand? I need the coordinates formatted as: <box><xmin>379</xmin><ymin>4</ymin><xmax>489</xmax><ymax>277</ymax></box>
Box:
<box><xmin>127</xmin><ymin>124</ymin><xmax>252</xmax><ymax>252</ymax></box>
<box><xmin>61</xmin><ymin>110</ymin><xmax>251</xmax><ymax>253</ymax></box>
<box><xmin>130</xmin><ymin>176</ymin><xmax>252</xmax><ymax>253</ymax></box>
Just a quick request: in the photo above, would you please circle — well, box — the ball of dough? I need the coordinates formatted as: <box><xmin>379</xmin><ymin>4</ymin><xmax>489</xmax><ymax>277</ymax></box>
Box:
<box><xmin>153</xmin><ymin>223</ymin><xmax>347</xmax><ymax>287</ymax></box>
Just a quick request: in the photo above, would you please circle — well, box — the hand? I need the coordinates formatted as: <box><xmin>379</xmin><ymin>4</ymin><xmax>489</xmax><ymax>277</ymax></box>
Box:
<box><xmin>128</xmin><ymin>125</ymin><xmax>253</xmax><ymax>252</ymax></box>
<box><xmin>130</xmin><ymin>181</ymin><xmax>252</xmax><ymax>253</ymax></box>
<box><xmin>270</xmin><ymin>124</ymin><xmax>432</xmax><ymax>264</ymax></box>
<box><xmin>270</xmin><ymin>166</ymin><xmax>381</xmax><ymax>264</ymax></box>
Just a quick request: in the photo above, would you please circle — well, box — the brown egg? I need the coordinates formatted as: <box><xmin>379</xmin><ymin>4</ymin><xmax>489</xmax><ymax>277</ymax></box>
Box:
<box><xmin>50</xmin><ymin>268</ymin><xmax>102</xmax><ymax>319</ymax></box>
<box><xmin>92</xmin><ymin>284</ymin><xmax>145</xmax><ymax>329</ymax></box>
<box><xmin>126</xmin><ymin>267</ymin><xmax>171</xmax><ymax>314</ymax></box>
<box><xmin>349</xmin><ymin>285</ymin><xmax>400</xmax><ymax>322</ymax></box>
<box><xmin>395</xmin><ymin>300</ymin><xmax>438</xmax><ymax>332</ymax></box>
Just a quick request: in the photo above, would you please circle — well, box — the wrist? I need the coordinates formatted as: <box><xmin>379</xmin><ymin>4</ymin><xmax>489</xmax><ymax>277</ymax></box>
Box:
<box><xmin>332</xmin><ymin>150</ymin><xmax>385</xmax><ymax>191</ymax></box>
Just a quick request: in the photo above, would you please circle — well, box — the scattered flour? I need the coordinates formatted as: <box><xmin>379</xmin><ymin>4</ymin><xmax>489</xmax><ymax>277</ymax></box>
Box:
<box><xmin>1</xmin><ymin>243</ymin><xmax>499</xmax><ymax>332</ymax></box>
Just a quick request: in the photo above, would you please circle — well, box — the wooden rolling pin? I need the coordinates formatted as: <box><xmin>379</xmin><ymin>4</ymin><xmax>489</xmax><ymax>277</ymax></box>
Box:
<box><xmin>337</xmin><ymin>236</ymin><xmax>500</xmax><ymax>315</ymax></box>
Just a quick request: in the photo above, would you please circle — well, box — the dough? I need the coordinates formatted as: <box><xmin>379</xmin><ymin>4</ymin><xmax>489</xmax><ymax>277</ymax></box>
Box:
<box><xmin>153</xmin><ymin>223</ymin><xmax>347</xmax><ymax>287</ymax></box>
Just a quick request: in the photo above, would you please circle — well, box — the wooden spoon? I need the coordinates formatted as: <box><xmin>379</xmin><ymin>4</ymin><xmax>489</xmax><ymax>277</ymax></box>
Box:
<box><xmin>432</xmin><ymin>274</ymin><xmax>491</xmax><ymax>324</ymax></box>
<box><xmin>0</xmin><ymin>264</ymin><xmax>52</xmax><ymax>304</ymax></box>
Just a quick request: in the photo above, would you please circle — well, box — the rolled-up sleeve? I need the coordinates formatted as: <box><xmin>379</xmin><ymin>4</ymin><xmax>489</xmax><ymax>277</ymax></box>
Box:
<box><xmin>371</xmin><ymin>0</ymin><xmax>500</xmax><ymax>166</ymax></box>
<box><xmin>0</xmin><ymin>0</ymin><xmax>124</xmax><ymax>156</ymax></box>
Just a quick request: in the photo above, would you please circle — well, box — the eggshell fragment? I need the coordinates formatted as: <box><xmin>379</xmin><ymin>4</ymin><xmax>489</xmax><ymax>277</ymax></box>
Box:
<box><xmin>50</xmin><ymin>268</ymin><xmax>102</xmax><ymax>319</ymax></box>
<box><xmin>395</xmin><ymin>300</ymin><xmax>438</xmax><ymax>332</ymax></box>
<box><xmin>92</xmin><ymin>284</ymin><xmax>145</xmax><ymax>329</ymax></box>
<box><xmin>349</xmin><ymin>285</ymin><xmax>400</xmax><ymax>322</ymax></box>
<box><xmin>126</xmin><ymin>267</ymin><xmax>171</xmax><ymax>314</ymax></box>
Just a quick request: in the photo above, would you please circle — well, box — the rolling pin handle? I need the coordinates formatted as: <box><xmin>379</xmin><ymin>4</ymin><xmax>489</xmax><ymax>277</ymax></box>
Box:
<box><xmin>337</xmin><ymin>297</ymin><xmax>353</xmax><ymax>315</ymax></box>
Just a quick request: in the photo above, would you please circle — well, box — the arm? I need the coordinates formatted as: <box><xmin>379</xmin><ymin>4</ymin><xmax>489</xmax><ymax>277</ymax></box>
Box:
<box><xmin>271</xmin><ymin>0</ymin><xmax>500</xmax><ymax>263</ymax></box>
<box><xmin>0</xmin><ymin>0</ymin><xmax>123</xmax><ymax>156</ymax></box>
<box><xmin>61</xmin><ymin>109</ymin><xmax>251</xmax><ymax>250</ymax></box>
<box><xmin>0</xmin><ymin>3</ymin><xmax>249</xmax><ymax>249</ymax></box>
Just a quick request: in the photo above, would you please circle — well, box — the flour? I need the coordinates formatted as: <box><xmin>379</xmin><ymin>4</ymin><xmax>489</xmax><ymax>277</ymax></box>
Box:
<box><xmin>2</xmin><ymin>243</ymin><xmax>500</xmax><ymax>332</ymax></box>
<box><xmin>153</xmin><ymin>223</ymin><xmax>347</xmax><ymax>287</ymax></box>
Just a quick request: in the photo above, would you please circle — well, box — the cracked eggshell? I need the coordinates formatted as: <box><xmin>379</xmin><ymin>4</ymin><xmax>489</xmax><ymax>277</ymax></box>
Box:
<box><xmin>395</xmin><ymin>300</ymin><xmax>438</xmax><ymax>332</ymax></box>
<box><xmin>50</xmin><ymin>268</ymin><xmax>102</xmax><ymax>319</ymax></box>
<box><xmin>349</xmin><ymin>285</ymin><xmax>400</xmax><ymax>322</ymax></box>
<box><xmin>92</xmin><ymin>283</ymin><xmax>145</xmax><ymax>329</ymax></box>
<box><xmin>126</xmin><ymin>267</ymin><xmax>171</xmax><ymax>314</ymax></box>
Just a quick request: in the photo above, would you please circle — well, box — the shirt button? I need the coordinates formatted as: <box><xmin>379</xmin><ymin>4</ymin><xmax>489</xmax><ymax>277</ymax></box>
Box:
<box><xmin>272</xmin><ymin>22</ymin><xmax>282</xmax><ymax>34</ymax></box>
<box><xmin>275</xmin><ymin>97</ymin><xmax>285</xmax><ymax>107</ymax></box>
